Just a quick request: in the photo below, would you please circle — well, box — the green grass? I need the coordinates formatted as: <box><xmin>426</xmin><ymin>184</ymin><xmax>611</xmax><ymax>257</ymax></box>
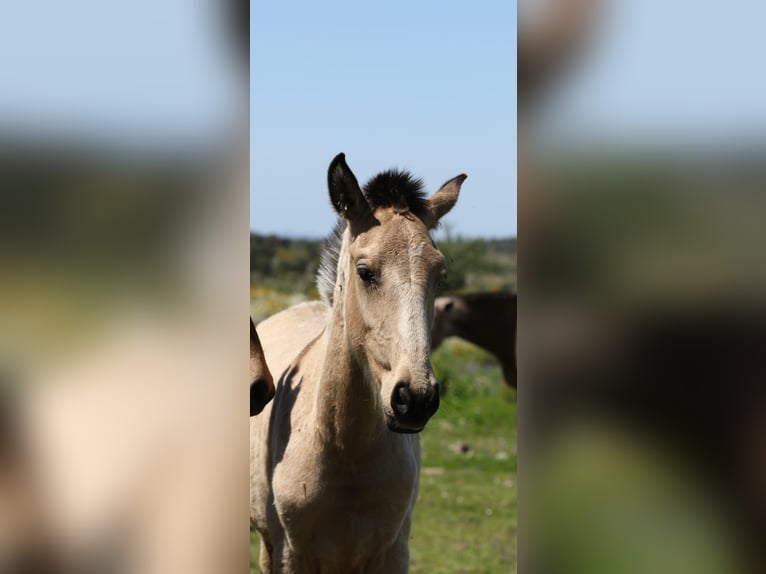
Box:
<box><xmin>411</xmin><ymin>339</ymin><xmax>517</xmax><ymax>573</ymax></box>
<box><xmin>250</xmin><ymin>338</ymin><xmax>517</xmax><ymax>573</ymax></box>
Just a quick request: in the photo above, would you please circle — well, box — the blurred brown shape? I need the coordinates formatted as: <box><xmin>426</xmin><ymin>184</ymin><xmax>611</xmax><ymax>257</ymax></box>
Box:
<box><xmin>519</xmin><ymin>1</ymin><xmax>766</xmax><ymax>572</ymax></box>
<box><xmin>518</xmin><ymin>0</ymin><xmax>600</xmax><ymax>110</ymax></box>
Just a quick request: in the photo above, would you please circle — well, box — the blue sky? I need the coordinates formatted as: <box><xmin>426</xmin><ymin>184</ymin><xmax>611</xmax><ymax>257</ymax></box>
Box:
<box><xmin>0</xmin><ymin>0</ymin><xmax>239</xmax><ymax>149</ymax></box>
<box><xmin>250</xmin><ymin>1</ymin><xmax>517</xmax><ymax>238</ymax></box>
<box><xmin>539</xmin><ymin>1</ymin><xmax>766</xmax><ymax>146</ymax></box>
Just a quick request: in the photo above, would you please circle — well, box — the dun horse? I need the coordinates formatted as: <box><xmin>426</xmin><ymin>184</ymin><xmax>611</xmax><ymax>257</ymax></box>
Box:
<box><xmin>251</xmin><ymin>154</ymin><xmax>465</xmax><ymax>573</ymax></box>
<box><xmin>432</xmin><ymin>292</ymin><xmax>517</xmax><ymax>389</ymax></box>
<box><xmin>251</xmin><ymin>318</ymin><xmax>276</xmax><ymax>416</ymax></box>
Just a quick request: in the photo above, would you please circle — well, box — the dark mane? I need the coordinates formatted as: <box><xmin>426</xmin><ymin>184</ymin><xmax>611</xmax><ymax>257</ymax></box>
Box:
<box><xmin>363</xmin><ymin>169</ymin><xmax>429</xmax><ymax>221</ymax></box>
<box><xmin>316</xmin><ymin>219</ymin><xmax>345</xmax><ymax>306</ymax></box>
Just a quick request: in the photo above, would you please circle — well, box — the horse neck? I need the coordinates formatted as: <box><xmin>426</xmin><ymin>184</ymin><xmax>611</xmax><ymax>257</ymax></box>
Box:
<box><xmin>313</xmin><ymin>301</ymin><xmax>386</xmax><ymax>454</ymax></box>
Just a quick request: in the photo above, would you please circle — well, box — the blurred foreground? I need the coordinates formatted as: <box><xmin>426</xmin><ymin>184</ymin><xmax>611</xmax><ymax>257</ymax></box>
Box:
<box><xmin>0</xmin><ymin>0</ymin><xmax>250</xmax><ymax>571</ymax></box>
<box><xmin>523</xmin><ymin>150</ymin><xmax>766</xmax><ymax>574</ymax></box>
<box><xmin>1</xmin><ymin>146</ymin><xmax>250</xmax><ymax>573</ymax></box>
<box><xmin>521</xmin><ymin>1</ymin><xmax>766</xmax><ymax>572</ymax></box>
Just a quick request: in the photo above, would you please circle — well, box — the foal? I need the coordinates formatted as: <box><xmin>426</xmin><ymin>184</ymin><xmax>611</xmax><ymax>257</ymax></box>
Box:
<box><xmin>251</xmin><ymin>154</ymin><xmax>465</xmax><ymax>573</ymax></box>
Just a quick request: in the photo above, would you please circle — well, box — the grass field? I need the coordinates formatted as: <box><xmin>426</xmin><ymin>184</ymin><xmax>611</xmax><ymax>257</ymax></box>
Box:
<box><xmin>250</xmin><ymin>338</ymin><xmax>517</xmax><ymax>573</ymax></box>
<box><xmin>412</xmin><ymin>339</ymin><xmax>517</xmax><ymax>573</ymax></box>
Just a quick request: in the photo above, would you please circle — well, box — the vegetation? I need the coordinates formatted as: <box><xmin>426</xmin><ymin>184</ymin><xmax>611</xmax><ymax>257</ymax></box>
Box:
<box><xmin>411</xmin><ymin>339</ymin><xmax>517</xmax><ymax>573</ymax></box>
<box><xmin>250</xmin><ymin>234</ymin><xmax>323</xmax><ymax>298</ymax></box>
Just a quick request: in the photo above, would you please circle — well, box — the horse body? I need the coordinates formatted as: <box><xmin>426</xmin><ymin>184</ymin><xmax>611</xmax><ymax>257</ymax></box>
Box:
<box><xmin>253</xmin><ymin>286</ymin><xmax>409</xmax><ymax>574</ymax></box>
<box><xmin>251</xmin><ymin>154</ymin><xmax>465</xmax><ymax>573</ymax></box>
<box><xmin>253</xmin><ymin>307</ymin><xmax>420</xmax><ymax>573</ymax></box>
<box><xmin>432</xmin><ymin>292</ymin><xmax>517</xmax><ymax>388</ymax></box>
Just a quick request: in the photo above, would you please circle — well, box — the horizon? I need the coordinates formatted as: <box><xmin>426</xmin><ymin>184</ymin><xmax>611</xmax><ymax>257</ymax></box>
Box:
<box><xmin>249</xmin><ymin>228</ymin><xmax>518</xmax><ymax>242</ymax></box>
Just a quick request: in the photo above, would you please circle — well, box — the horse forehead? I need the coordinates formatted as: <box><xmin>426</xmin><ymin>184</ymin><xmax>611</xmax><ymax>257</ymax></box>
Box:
<box><xmin>364</xmin><ymin>213</ymin><xmax>429</xmax><ymax>248</ymax></box>
<box><xmin>394</xmin><ymin>229</ymin><xmax>440</xmax><ymax>267</ymax></box>
<box><xmin>407</xmin><ymin>239</ymin><xmax>436</xmax><ymax>261</ymax></box>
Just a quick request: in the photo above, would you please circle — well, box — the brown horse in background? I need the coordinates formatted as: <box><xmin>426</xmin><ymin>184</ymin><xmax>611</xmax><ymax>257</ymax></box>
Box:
<box><xmin>432</xmin><ymin>292</ymin><xmax>517</xmax><ymax>389</ymax></box>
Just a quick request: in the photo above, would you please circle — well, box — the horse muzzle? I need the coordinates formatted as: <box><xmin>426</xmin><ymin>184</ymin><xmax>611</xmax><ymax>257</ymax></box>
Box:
<box><xmin>388</xmin><ymin>380</ymin><xmax>440</xmax><ymax>433</ymax></box>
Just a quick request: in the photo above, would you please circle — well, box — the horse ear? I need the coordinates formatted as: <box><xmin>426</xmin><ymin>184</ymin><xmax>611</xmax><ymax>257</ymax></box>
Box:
<box><xmin>425</xmin><ymin>174</ymin><xmax>467</xmax><ymax>229</ymax></box>
<box><xmin>327</xmin><ymin>153</ymin><xmax>372</xmax><ymax>222</ymax></box>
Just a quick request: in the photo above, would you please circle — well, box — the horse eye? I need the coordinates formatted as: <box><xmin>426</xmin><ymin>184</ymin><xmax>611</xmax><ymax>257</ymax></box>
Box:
<box><xmin>357</xmin><ymin>265</ymin><xmax>375</xmax><ymax>283</ymax></box>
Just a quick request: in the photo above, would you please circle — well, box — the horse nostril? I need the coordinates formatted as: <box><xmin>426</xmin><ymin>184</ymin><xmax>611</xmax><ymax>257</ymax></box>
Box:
<box><xmin>392</xmin><ymin>382</ymin><xmax>411</xmax><ymax>414</ymax></box>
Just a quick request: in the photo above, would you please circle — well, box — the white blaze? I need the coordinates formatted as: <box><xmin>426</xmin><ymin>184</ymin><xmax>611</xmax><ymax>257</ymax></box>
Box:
<box><xmin>397</xmin><ymin>241</ymin><xmax>432</xmax><ymax>383</ymax></box>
